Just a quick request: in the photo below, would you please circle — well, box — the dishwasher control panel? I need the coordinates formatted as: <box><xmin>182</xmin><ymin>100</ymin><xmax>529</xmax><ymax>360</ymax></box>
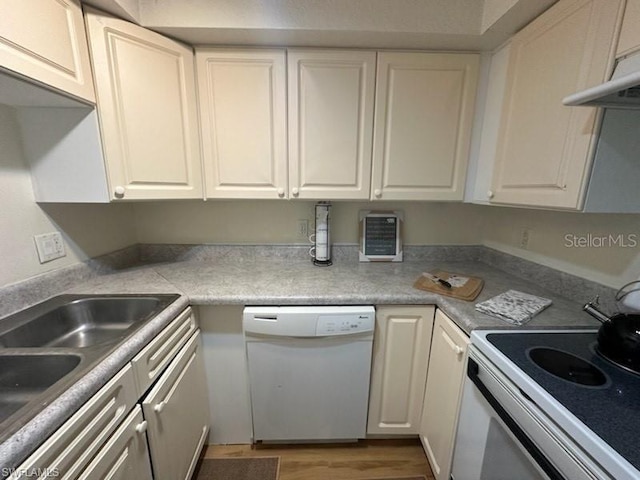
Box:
<box><xmin>316</xmin><ymin>314</ymin><xmax>374</xmax><ymax>336</ymax></box>
<box><xmin>244</xmin><ymin>306</ymin><xmax>375</xmax><ymax>337</ymax></box>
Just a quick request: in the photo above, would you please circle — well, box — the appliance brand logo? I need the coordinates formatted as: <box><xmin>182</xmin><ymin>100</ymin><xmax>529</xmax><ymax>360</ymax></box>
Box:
<box><xmin>564</xmin><ymin>233</ymin><xmax>638</xmax><ymax>248</ymax></box>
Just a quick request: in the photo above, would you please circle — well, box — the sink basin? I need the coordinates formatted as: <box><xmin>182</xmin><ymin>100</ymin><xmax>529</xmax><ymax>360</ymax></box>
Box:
<box><xmin>0</xmin><ymin>294</ymin><xmax>180</xmax><ymax>349</ymax></box>
<box><xmin>0</xmin><ymin>354</ymin><xmax>81</xmax><ymax>423</ymax></box>
<box><xmin>0</xmin><ymin>293</ymin><xmax>181</xmax><ymax>446</ymax></box>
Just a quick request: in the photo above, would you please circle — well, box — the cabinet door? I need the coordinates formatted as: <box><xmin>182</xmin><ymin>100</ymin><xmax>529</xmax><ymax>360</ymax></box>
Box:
<box><xmin>85</xmin><ymin>8</ymin><xmax>203</xmax><ymax>201</ymax></box>
<box><xmin>490</xmin><ymin>0</ymin><xmax>624</xmax><ymax>209</ymax></box>
<box><xmin>288</xmin><ymin>49</ymin><xmax>376</xmax><ymax>200</ymax></box>
<box><xmin>143</xmin><ymin>331</ymin><xmax>210</xmax><ymax>480</ymax></box>
<box><xmin>419</xmin><ymin>310</ymin><xmax>469</xmax><ymax>480</ymax></box>
<box><xmin>367</xmin><ymin>305</ymin><xmax>434</xmax><ymax>435</ymax></box>
<box><xmin>0</xmin><ymin>0</ymin><xmax>95</xmax><ymax>102</ymax></box>
<box><xmin>372</xmin><ymin>53</ymin><xmax>479</xmax><ymax>201</ymax></box>
<box><xmin>77</xmin><ymin>406</ymin><xmax>153</xmax><ymax>480</ymax></box>
<box><xmin>617</xmin><ymin>0</ymin><xmax>640</xmax><ymax>57</ymax></box>
<box><xmin>196</xmin><ymin>48</ymin><xmax>288</xmax><ymax>199</ymax></box>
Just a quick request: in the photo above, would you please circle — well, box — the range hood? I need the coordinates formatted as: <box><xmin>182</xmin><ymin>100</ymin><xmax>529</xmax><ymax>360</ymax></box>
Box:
<box><xmin>563</xmin><ymin>51</ymin><xmax>640</xmax><ymax>108</ymax></box>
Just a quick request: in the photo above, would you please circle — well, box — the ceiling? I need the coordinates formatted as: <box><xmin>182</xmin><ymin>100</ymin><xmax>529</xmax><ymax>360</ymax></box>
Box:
<box><xmin>83</xmin><ymin>0</ymin><xmax>557</xmax><ymax>51</ymax></box>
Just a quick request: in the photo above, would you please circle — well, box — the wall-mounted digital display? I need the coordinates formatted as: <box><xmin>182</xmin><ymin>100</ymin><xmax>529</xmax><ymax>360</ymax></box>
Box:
<box><xmin>359</xmin><ymin>211</ymin><xmax>403</xmax><ymax>262</ymax></box>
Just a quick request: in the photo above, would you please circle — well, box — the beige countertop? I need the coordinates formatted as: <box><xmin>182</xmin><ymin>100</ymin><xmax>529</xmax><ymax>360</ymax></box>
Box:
<box><xmin>66</xmin><ymin>256</ymin><xmax>600</xmax><ymax>334</ymax></box>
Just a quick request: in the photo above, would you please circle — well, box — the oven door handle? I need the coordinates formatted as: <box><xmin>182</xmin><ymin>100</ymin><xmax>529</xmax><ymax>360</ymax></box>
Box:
<box><xmin>467</xmin><ymin>358</ymin><xmax>566</xmax><ymax>480</ymax></box>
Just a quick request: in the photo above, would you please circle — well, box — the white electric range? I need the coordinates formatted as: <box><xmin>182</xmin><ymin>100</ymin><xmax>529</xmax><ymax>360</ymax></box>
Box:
<box><xmin>451</xmin><ymin>329</ymin><xmax>640</xmax><ymax>480</ymax></box>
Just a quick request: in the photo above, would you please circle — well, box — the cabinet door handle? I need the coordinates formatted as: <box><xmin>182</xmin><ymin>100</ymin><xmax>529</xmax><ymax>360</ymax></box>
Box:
<box><xmin>114</xmin><ymin>186</ymin><xmax>126</xmax><ymax>198</ymax></box>
<box><xmin>135</xmin><ymin>420</ymin><xmax>148</xmax><ymax>434</ymax></box>
<box><xmin>487</xmin><ymin>190</ymin><xmax>494</xmax><ymax>199</ymax></box>
<box><xmin>374</xmin><ymin>189</ymin><xmax>382</xmax><ymax>198</ymax></box>
<box><xmin>277</xmin><ymin>188</ymin><xmax>285</xmax><ymax>197</ymax></box>
<box><xmin>441</xmin><ymin>329</ymin><xmax>465</xmax><ymax>357</ymax></box>
<box><xmin>291</xmin><ymin>187</ymin><xmax>299</xmax><ymax>197</ymax></box>
<box><xmin>154</xmin><ymin>401</ymin><xmax>166</xmax><ymax>413</ymax></box>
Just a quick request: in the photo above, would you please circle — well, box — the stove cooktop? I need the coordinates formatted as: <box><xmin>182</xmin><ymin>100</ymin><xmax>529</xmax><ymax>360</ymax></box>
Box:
<box><xmin>486</xmin><ymin>331</ymin><xmax>640</xmax><ymax>472</ymax></box>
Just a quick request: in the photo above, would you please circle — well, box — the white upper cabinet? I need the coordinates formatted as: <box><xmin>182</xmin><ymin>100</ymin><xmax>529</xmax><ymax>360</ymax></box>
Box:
<box><xmin>372</xmin><ymin>52</ymin><xmax>479</xmax><ymax>201</ymax></box>
<box><xmin>490</xmin><ymin>0</ymin><xmax>624</xmax><ymax>210</ymax></box>
<box><xmin>0</xmin><ymin>0</ymin><xmax>95</xmax><ymax>103</ymax></box>
<box><xmin>288</xmin><ymin>49</ymin><xmax>376</xmax><ymax>200</ymax></box>
<box><xmin>196</xmin><ymin>48</ymin><xmax>288</xmax><ymax>199</ymax></box>
<box><xmin>617</xmin><ymin>0</ymin><xmax>640</xmax><ymax>57</ymax></box>
<box><xmin>85</xmin><ymin>8</ymin><xmax>203</xmax><ymax>200</ymax></box>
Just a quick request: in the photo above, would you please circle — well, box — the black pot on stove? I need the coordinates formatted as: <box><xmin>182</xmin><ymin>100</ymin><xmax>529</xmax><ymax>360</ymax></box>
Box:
<box><xmin>584</xmin><ymin>296</ymin><xmax>640</xmax><ymax>373</ymax></box>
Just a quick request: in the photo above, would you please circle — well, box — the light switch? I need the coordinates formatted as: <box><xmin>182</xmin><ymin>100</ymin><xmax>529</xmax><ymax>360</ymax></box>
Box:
<box><xmin>34</xmin><ymin>232</ymin><xmax>66</xmax><ymax>263</ymax></box>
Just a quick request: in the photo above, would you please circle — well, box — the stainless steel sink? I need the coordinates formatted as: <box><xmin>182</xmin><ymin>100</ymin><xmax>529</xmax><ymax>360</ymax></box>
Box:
<box><xmin>0</xmin><ymin>354</ymin><xmax>81</xmax><ymax>424</ymax></box>
<box><xmin>0</xmin><ymin>295</ymin><xmax>179</xmax><ymax>348</ymax></box>
<box><xmin>0</xmin><ymin>293</ymin><xmax>180</xmax><ymax>445</ymax></box>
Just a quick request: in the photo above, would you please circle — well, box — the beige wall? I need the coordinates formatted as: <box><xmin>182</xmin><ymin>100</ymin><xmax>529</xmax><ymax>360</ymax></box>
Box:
<box><xmin>0</xmin><ymin>104</ymin><xmax>137</xmax><ymax>288</ymax></box>
<box><xmin>132</xmin><ymin>201</ymin><xmax>486</xmax><ymax>245</ymax></box>
<box><xmin>481</xmin><ymin>206</ymin><xmax>640</xmax><ymax>288</ymax></box>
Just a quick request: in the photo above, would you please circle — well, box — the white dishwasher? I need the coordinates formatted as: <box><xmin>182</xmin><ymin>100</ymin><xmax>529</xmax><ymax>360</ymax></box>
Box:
<box><xmin>243</xmin><ymin>306</ymin><xmax>375</xmax><ymax>442</ymax></box>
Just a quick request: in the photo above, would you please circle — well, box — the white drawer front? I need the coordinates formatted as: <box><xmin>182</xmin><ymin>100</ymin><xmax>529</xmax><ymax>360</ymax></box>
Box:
<box><xmin>131</xmin><ymin>307</ymin><xmax>197</xmax><ymax>395</ymax></box>
<box><xmin>11</xmin><ymin>364</ymin><xmax>137</xmax><ymax>479</ymax></box>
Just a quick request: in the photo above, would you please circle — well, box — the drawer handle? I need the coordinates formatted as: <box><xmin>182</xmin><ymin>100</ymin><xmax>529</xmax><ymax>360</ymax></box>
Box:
<box><xmin>154</xmin><ymin>401</ymin><xmax>166</xmax><ymax>414</ymax></box>
<box><xmin>135</xmin><ymin>420</ymin><xmax>148</xmax><ymax>434</ymax></box>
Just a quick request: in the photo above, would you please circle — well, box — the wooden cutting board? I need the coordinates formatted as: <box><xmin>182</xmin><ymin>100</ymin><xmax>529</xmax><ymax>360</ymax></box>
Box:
<box><xmin>413</xmin><ymin>270</ymin><xmax>484</xmax><ymax>301</ymax></box>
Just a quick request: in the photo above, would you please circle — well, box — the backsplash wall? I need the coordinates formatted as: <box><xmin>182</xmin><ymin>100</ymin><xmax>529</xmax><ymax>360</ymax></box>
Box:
<box><xmin>133</xmin><ymin>200</ymin><xmax>640</xmax><ymax>289</ymax></box>
<box><xmin>481</xmin><ymin>205</ymin><xmax>640</xmax><ymax>289</ymax></box>
<box><xmin>0</xmin><ymin>104</ymin><xmax>137</xmax><ymax>288</ymax></box>
<box><xmin>132</xmin><ymin>200</ymin><xmax>487</xmax><ymax>245</ymax></box>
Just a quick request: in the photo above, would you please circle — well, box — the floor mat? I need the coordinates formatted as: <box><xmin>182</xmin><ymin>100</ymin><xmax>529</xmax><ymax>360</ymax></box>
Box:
<box><xmin>193</xmin><ymin>457</ymin><xmax>280</xmax><ymax>480</ymax></box>
<box><xmin>363</xmin><ymin>477</ymin><xmax>428</xmax><ymax>480</ymax></box>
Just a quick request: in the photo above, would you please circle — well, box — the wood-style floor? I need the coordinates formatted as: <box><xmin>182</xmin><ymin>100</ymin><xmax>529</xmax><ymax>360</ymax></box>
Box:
<box><xmin>203</xmin><ymin>439</ymin><xmax>435</xmax><ymax>480</ymax></box>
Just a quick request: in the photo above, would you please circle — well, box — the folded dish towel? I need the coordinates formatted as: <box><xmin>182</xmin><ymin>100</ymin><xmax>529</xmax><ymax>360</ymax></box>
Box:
<box><xmin>475</xmin><ymin>290</ymin><xmax>552</xmax><ymax>325</ymax></box>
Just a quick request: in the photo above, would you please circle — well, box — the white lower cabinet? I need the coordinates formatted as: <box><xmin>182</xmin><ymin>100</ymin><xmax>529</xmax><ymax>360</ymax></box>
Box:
<box><xmin>367</xmin><ymin>305</ymin><xmax>435</xmax><ymax>435</ymax></box>
<box><xmin>419</xmin><ymin>309</ymin><xmax>469</xmax><ymax>480</ymax></box>
<box><xmin>142</xmin><ymin>331</ymin><xmax>210</xmax><ymax>480</ymax></box>
<box><xmin>77</xmin><ymin>406</ymin><xmax>153</xmax><ymax>480</ymax></box>
<box><xmin>11</xmin><ymin>308</ymin><xmax>210</xmax><ymax>480</ymax></box>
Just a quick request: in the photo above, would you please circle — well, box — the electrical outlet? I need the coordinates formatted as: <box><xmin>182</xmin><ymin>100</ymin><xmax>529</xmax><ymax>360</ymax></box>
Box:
<box><xmin>296</xmin><ymin>219</ymin><xmax>309</xmax><ymax>240</ymax></box>
<box><xmin>34</xmin><ymin>232</ymin><xmax>66</xmax><ymax>263</ymax></box>
<box><xmin>520</xmin><ymin>228</ymin><xmax>531</xmax><ymax>250</ymax></box>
